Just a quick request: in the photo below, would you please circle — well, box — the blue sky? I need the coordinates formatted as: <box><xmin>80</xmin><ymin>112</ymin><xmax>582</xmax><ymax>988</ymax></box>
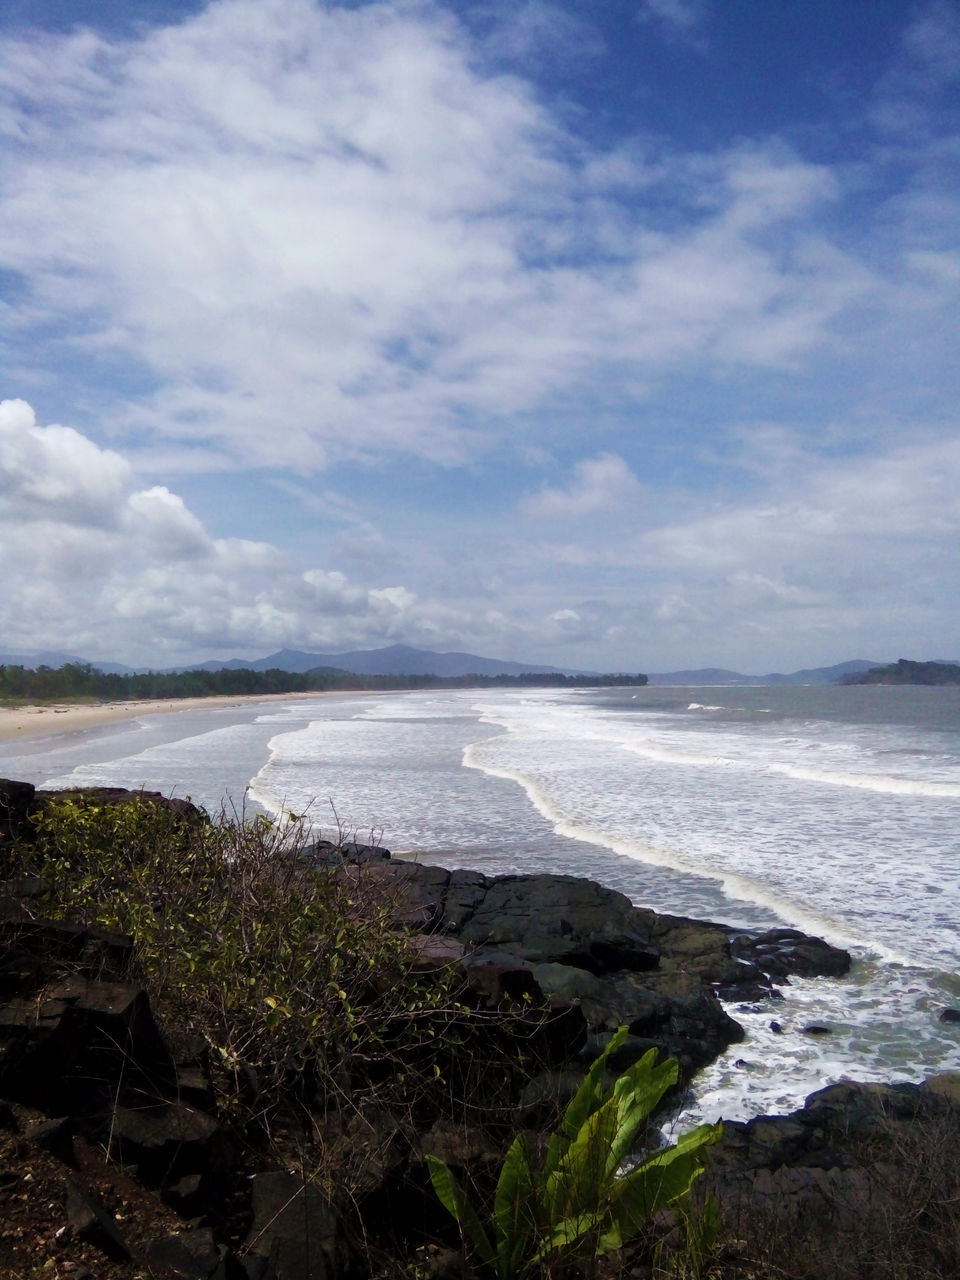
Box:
<box><xmin>1</xmin><ymin>0</ymin><xmax>958</xmax><ymax>672</ymax></box>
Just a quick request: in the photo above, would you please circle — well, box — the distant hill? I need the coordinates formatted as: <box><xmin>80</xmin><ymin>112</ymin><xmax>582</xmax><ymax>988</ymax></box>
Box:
<box><xmin>647</xmin><ymin>660</ymin><xmax>886</xmax><ymax>686</ymax></box>
<box><xmin>841</xmin><ymin>659</ymin><xmax>960</xmax><ymax>686</ymax></box>
<box><xmin>0</xmin><ymin>649</ymin><xmax>135</xmax><ymax>675</ymax></box>
<box><xmin>179</xmin><ymin>644</ymin><xmax>584</xmax><ymax>678</ymax></box>
<box><xmin>0</xmin><ymin>647</ymin><xmax>899</xmax><ymax>686</ymax></box>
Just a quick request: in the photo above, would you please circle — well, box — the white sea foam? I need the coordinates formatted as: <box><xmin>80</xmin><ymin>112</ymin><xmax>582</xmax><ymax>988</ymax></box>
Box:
<box><xmin>771</xmin><ymin>763</ymin><xmax>960</xmax><ymax>796</ymax></box>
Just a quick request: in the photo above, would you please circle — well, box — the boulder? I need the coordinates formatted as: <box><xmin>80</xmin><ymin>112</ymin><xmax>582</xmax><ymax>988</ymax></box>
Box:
<box><xmin>63</xmin><ymin>1178</ymin><xmax>132</xmax><ymax>1260</ymax></box>
<box><xmin>105</xmin><ymin>1098</ymin><xmax>222</xmax><ymax>1186</ymax></box>
<box><xmin>242</xmin><ymin>1171</ymin><xmax>354</xmax><ymax>1280</ymax></box>
<box><xmin>0</xmin><ymin>778</ymin><xmax>35</xmax><ymax>844</ymax></box>
<box><xmin>147</xmin><ymin>1227</ymin><xmax>228</xmax><ymax>1278</ymax></box>
<box><xmin>0</xmin><ymin>975</ymin><xmax>176</xmax><ymax>1110</ymax></box>
<box><xmin>732</xmin><ymin>927</ymin><xmax>851</xmax><ymax>980</ymax></box>
<box><xmin>455</xmin><ymin>874</ymin><xmax>660</xmax><ymax>973</ymax></box>
<box><xmin>702</xmin><ymin>1075</ymin><xmax>960</xmax><ymax>1268</ymax></box>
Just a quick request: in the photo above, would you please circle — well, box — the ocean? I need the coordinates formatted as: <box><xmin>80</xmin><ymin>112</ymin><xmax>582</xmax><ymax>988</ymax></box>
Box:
<box><xmin>2</xmin><ymin>683</ymin><xmax>958</xmax><ymax>1125</ymax></box>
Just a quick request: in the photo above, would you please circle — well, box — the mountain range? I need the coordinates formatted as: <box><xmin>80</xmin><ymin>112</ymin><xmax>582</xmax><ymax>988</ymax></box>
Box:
<box><xmin>0</xmin><ymin>645</ymin><xmax>901</xmax><ymax>684</ymax></box>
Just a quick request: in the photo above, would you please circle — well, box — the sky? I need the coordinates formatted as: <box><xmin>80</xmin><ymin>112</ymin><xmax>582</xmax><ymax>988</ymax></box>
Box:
<box><xmin>0</xmin><ymin>0</ymin><xmax>958</xmax><ymax>674</ymax></box>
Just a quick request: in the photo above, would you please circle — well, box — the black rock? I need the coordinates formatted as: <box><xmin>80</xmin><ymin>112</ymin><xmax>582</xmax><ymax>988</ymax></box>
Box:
<box><xmin>64</xmin><ymin>1179</ymin><xmax>132</xmax><ymax>1260</ymax></box>
<box><xmin>939</xmin><ymin>1007</ymin><xmax>960</xmax><ymax>1024</ymax></box>
<box><xmin>27</xmin><ymin>1115</ymin><xmax>75</xmax><ymax>1165</ymax></box>
<box><xmin>147</xmin><ymin>1227</ymin><xmax>226</xmax><ymax>1278</ymax></box>
<box><xmin>243</xmin><ymin>1171</ymin><xmax>354</xmax><ymax>1280</ymax></box>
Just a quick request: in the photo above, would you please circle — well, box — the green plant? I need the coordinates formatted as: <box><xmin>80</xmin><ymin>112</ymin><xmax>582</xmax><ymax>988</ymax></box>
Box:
<box><xmin>14</xmin><ymin>796</ymin><xmax>467</xmax><ymax>1121</ymax></box>
<box><xmin>426</xmin><ymin>1026</ymin><xmax>722</xmax><ymax>1279</ymax></box>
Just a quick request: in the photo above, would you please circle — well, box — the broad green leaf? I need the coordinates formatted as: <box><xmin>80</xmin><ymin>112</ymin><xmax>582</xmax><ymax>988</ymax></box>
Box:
<box><xmin>604</xmin><ymin>1052</ymin><xmax>679</xmax><ymax>1172</ymax></box>
<box><xmin>425</xmin><ymin>1155</ymin><xmax>497</xmax><ymax>1269</ymax></box>
<box><xmin>543</xmin><ymin>1026</ymin><xmax>630</xmax><ymax>1178</ymax></box>
<box><xmin>597</xmin><ymin>1122</ymin><xmax>723</xmax><ymax>1252</ymax></box>
<box><xmin>493</xmin><ymin>1134</ymin><xmax>539</xmax><ymax>1280</ymax></box>
<box><xmin>546</xmin><ymin>1097</ymin><xmax>620</xmax><ymax>1221</ymax></box>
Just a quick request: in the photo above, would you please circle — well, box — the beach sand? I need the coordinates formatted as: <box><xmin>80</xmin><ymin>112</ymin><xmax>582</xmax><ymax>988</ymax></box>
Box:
<box><xmin>0</xmin><ymin>690</ymin><xmax>347</xmax><ymax>745</ymax></box>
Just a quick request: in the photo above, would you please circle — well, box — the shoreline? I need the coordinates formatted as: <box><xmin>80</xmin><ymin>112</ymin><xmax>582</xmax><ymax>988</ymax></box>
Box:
<box><xmin>0</xmin><ymin>689</ymin><xmax>361</xmax><ymax>745</ymax></box>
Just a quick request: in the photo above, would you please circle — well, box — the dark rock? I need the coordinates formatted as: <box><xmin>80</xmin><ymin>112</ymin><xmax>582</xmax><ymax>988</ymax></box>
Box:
<box><xmin>0</xmin><ymin>778</ymin><xmax>35</xmax><ymax>844</ymax></box>
<box><xmin>105</xmin><ymin>1098</ymin><xmax>222</xmax><ymax>1186</ymax></box>
<box><xmin>939</xmin><ymin>1007</ymin><xmax>960</xmax><ymax>1024</ymax></box>
<box><xmin>647</xmin><ymin>914</ymin><xmax>742</xmax><ymax>985</ymax></box>
<box><xmin>64</xmin><ymin>1179</ymin><xmax>132</xmax><ymax>1260</ymax></box>
<box><xmin>303</xmin><ymin>839</ymin><xmax>390</xmax><ymax>866</ymax></box>
<box><xmin>0</xmin><ymin>974</ymin><xmax>176</xmax><ymax>1110</ymax></box>
<box><xmin>339</xmin><ymin>840</ymin><xmax>390</xmax><ymax>863</ymax></box>
<box><xmin>460</xmin><ymin>957</ymin><xmax>543</xmax><ymax>1007</ymax></box>
<box><xmin>243</xmin><ymin>1171</ymin><xmax>353</xmax><ymax>1280</ymax></box>
<box><xmin>803</xmin><ymin>1024</ymin><xmax>832</xmax><ymax>1036</ymax></box>
<box><xmin>702</xmin><ymin>1075</ymin><xmax>960</xmax><ymax>1258</ymax></box>
<box><xmin>147</xmin><ymin>1227</ymin><xmax>226</xmax><ymax>1278</ymax></box>
<box><xmin>441</xmin><ymin>869</ymin><xmax>490</xmax><ymax>930</ymax></box>
<box><xmin>406</xmin><ymin>934</ymin><xmax>465</xmax><ymax>972</ymax></box>
<box><xmin>165</xmin><ymin>1173</ymin><xmax>207</xmax><ymax>1217</ymax></box>
<box><xmin>364</xmin><ymin>862</ymin><xmax>451</xmax><ymax>931</ymax></box>
<box><xmin>27</xmin><ymin>1115</ymin><xmax>75</xmax><ymax>1164</ymax></box>
<box><xmin>456</xmin><ymin>874</ymin><xmax>660</xmax><ymax>973</ymax></box>
<box><xmin>733</xmin><ymin>927</ymin><xmax>851</xmax><ymax>980</ymax></box>
<box><xmin>770</xmin><ymin>1020</ymin><xmax>784</xmax><ymax>1034</ymax></box>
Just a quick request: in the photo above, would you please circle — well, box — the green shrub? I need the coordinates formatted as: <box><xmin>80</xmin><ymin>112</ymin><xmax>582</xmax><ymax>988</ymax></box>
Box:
<box><xmin>426</xmin><ymin>1026</ymin><xmax>722</xmax><ymax>1279</ymax></box>
<box><xmin>17</xmin><ymin>796</ymin><xmax>463</xmax><ymax>1118</ymax></box>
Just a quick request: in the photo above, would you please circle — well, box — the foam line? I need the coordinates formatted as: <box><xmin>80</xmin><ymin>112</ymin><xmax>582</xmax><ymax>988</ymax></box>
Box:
<box><xmin>461</xmin><ymin>739</ymin><xmax>910</xmax><ymax>960</ymax></box>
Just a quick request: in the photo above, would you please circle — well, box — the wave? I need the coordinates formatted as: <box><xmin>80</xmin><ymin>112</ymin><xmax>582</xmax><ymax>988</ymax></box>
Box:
<box><xmin>461</xmin><ymin>739</ymin><xmax>906</xmax><ymax>960</ymax></box>
<box><xmin>772</xmin><ymin>764</ymin><xmax>960</xmax><ymax>797</ymax></box>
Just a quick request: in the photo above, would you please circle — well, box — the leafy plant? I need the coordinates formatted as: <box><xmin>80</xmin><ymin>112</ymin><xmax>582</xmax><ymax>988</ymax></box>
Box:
<box><xmin>426</xmin><ymin>1026</ymin><xmax>722</xmax><ymax>1279</ymax></box>
<box><xmin>15</xmin><ymin>795</ymin><xmax>466</xmax><ymax>1119</ymax></box>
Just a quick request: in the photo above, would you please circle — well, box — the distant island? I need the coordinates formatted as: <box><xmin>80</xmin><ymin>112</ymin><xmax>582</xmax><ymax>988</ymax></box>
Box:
<box><xmin>841</xmin><ymin>659</ymin><xmax>960</xmax><ymax>686</ymax></box>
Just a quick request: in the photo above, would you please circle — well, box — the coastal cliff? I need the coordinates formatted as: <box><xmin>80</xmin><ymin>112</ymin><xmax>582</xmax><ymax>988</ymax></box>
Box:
<box><xmin>0</xmin><ymin>779</ymin><xmax>956</xmax><ymax>1279</ymax></box>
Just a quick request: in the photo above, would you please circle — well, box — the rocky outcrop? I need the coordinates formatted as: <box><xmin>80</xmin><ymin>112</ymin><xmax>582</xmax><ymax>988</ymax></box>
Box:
<box><xmin>357</xmin><ymin>857</ymin><xmax>850</xmax><ymax>1083</ymax></box>
<box><xmin>697</xmin><ymin>1077</ymin><xmax>960</xmax><ymax>1277</ymax></box>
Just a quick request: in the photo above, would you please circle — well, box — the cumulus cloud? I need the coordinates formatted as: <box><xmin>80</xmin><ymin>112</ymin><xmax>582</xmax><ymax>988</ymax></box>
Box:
<box><xmin>0</xmin><ymin>399</ymin><xmax>131</xmax><ymax>525</ymax></box>
<box><xmin>0</xmin><ymin>399</ymin><xmax>519</xmax><ymax>662</ymax></box>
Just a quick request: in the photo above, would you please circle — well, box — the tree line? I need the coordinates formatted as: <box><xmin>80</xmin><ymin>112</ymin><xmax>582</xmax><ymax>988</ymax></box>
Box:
<box><xmin>0</xmin><ymin>661</ymin><xmax>647</xmax><ymax>703</ymax></box>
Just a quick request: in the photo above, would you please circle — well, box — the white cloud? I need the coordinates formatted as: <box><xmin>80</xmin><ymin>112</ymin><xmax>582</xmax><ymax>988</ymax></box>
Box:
<box><xmin>0</xmin><ymin>398</ymin><xmax>131</xmax><ymax>525</ymax></box>
<box><xmin>0</xmin><ymin>399</ymin><xmax>523</xmax><ymax>661</ymax></box>
<box><xmin>0</xmin><ymin>1</ymin><xmax>884</xmax><ymax>474</ymax></box>
<box><xmin>522</xmin><ymin>453</ymin><xmax>642</xmax><ymax>517</ymax></box>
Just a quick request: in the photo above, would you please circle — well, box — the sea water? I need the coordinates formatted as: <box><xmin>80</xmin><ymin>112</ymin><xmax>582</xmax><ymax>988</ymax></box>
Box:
<box><xmin>2</xmin><ymin>684</ymin><xmax>958</xmax><ymax>1124</ymax></box>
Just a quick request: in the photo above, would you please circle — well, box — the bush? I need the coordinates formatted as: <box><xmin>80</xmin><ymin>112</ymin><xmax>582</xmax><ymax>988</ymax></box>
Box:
<box><xmin>15</xmin><ymin>796</ymin><xmax>465</xmax><ymax>1122</ymax></box>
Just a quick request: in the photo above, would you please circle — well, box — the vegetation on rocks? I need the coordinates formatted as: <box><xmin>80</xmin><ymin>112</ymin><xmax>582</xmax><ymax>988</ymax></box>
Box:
<box><xmin>9</xmin><ymin>795</ymin><xmax>492</xmax><ymax>1126</ymax></box>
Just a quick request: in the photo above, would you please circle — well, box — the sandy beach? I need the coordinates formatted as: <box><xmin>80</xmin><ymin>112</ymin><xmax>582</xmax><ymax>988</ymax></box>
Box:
<box><xmin>0</xmin><ymin>691</ymin><xmax>347</xmax><ymax>745</ymax></box>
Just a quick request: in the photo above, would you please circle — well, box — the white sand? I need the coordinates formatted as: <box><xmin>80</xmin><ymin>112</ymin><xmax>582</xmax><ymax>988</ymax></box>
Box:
<box><xmin>0</xmin><ymin>690</ymin><xmax>348</xmax><ymax>745</ymax></box>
